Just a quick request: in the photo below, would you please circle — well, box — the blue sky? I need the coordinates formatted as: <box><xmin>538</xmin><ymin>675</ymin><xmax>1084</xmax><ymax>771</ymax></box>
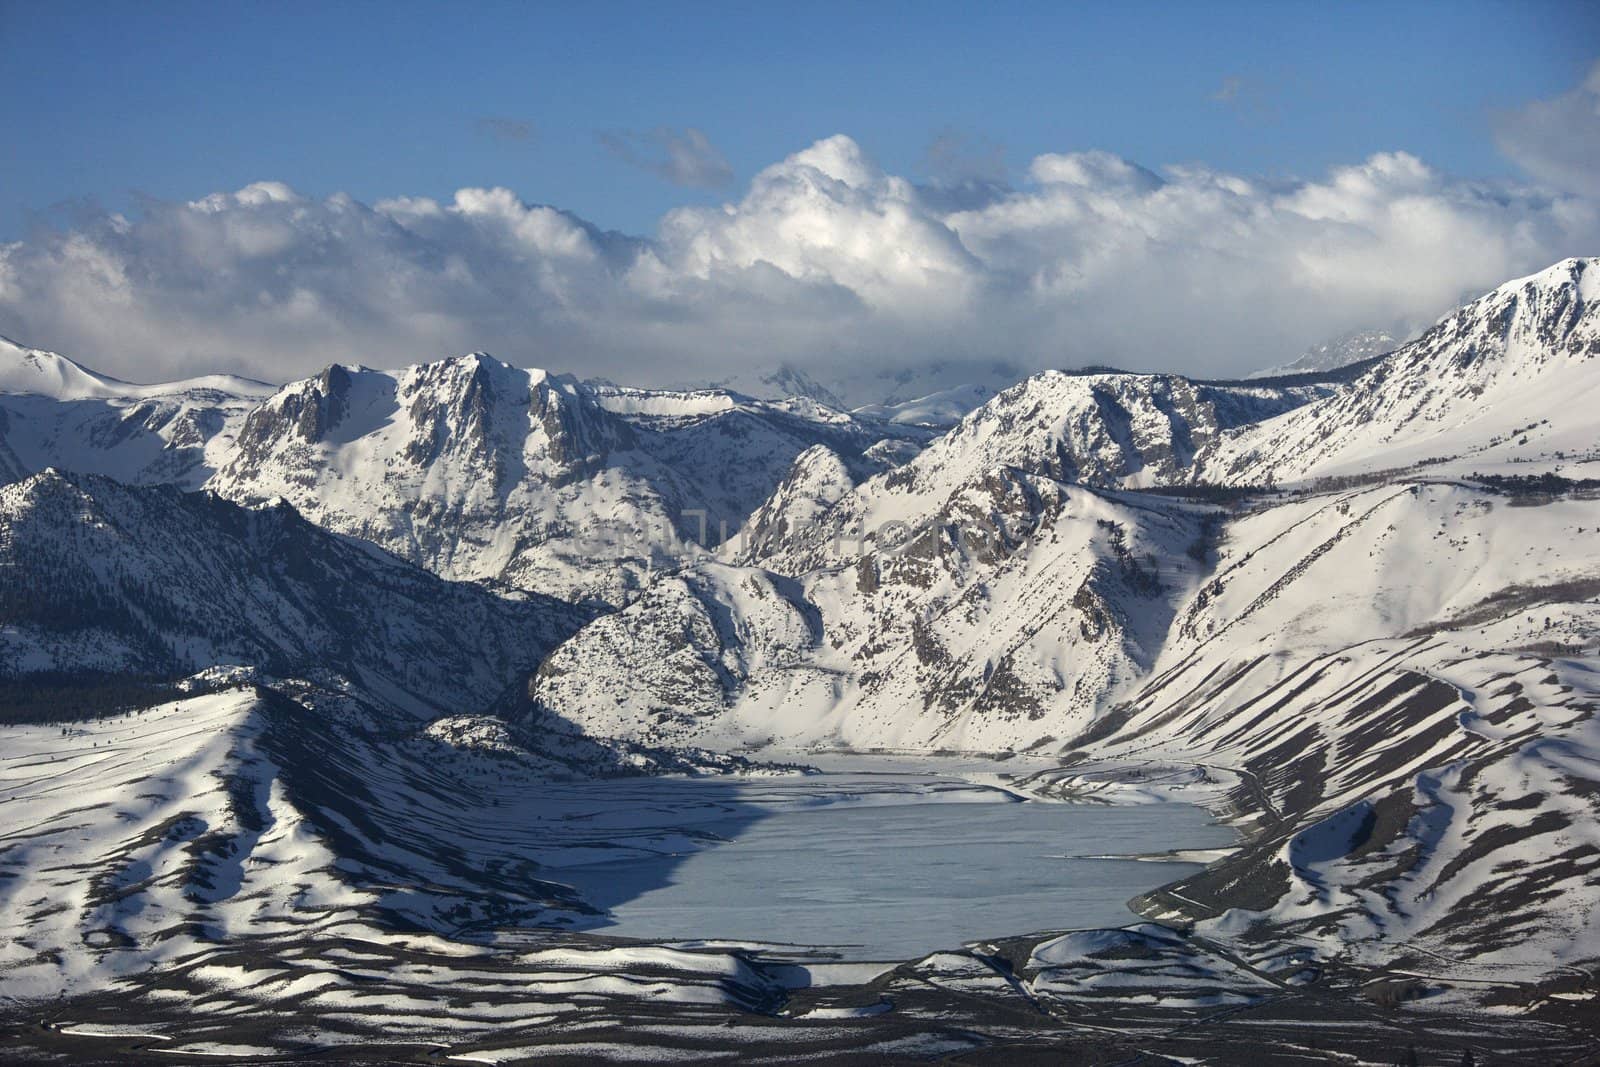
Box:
<box><xmin>2</xmin><ymin>0</ymin><xmax>1594</xmax><ymax>240</ymax></box>
<box><xmin>0</xmin><ymin>2</ymin><xmax>1596</xmax><ymax>391</ymax></box>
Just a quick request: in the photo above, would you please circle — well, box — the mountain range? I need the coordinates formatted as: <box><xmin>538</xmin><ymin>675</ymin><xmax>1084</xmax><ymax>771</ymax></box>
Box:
<box><xmin>1</xmin><ymin>258</ymin><xmax>1596</xmax><ymax>1061</ymax></box>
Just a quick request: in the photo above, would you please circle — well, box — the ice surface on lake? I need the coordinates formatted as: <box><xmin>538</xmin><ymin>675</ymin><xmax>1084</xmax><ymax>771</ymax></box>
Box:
<box><xmin>548</xmin><ymin>763</ymin><xmax>1233</xmax><ymax>960</ymax></box>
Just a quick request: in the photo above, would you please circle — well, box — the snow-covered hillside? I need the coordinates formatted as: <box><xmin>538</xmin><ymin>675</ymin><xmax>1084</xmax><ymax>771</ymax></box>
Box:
<box><xmin>536</xmin><ymin>482</ymin><xmax>1216</xmax><ymax>750</ymax></box>
<box><xmin>0</xmin><ymin>469</ymin><xmax>588</xmax><ymax>717</ymax></box>
<box><xmin>821</xmin><ymin>370</ymin><xmax>1325</xmax><ymax>505</ymax></box>
<box><xmin>711</xmin><ymin>369</ymin><xmax>1329</xmax><ymax>586</ymax></box>
<box><xmin>589</xmin><ymin>380</ymin><xmax>914</xmax><ymax>540</ymax></box>
<box><xmin>0</xmin><ymin>683</ymin><xmax>772</xmax><ymax>1019</ymax></box>
<box><xmin>851</xmin><ymin>383</ymin><xmax>997</xmax><ymax>429</ymax></box>
<box><xmin>0</xmin><ymin>337</ymin><xmax>270</xmax><ymax>488</ymax></box>
<box><xmin>523</xmin><ymin>262</ymin><xmax>1600</xmax><ymax>1024</ymax></box>
<box><xmin>705</xmin><ymin>355</ymin><xmax>1026</xmax><ymax>412</ymax></box>
<box><xmin>1061</xmin><ymin>478</ymin><xmax>1600</xmax><ymax>996</ymax></box>
<box><xmin>530</xmin><ymin>264</ymin><xmax>1600</xmax><ymax>757</ymax></box>
<box><xmin>1209</xmin><ymin>258</ymin><xmax>1600</xmax><ymax>485</ymax></box>
<box><xmin>528</xmin><ymin>368</ymin><xmax>1334</xmax><ymax>749</ymax></box>
<box><xmin>0</xmin><ymin>342</ymin><xmax>913</xmax><ymax>605</ymax></box>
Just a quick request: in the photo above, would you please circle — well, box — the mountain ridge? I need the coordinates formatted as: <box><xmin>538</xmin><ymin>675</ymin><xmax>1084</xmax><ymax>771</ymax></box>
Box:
<box><xmin>0</xmin><ymin>467</ymin><xmax>590</xmax><ymax>718</ymax></box>
<box><xmin>1</xmin><ymin>257</ymin><xmax>1598</xmax><ymax>1059</ymax></box>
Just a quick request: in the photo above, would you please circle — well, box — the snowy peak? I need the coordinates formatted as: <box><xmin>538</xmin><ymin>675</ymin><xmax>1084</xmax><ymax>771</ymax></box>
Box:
<box><xmin>249</xmin><ymin>362</ymin><xmax>364</xmax><ymax>445</ymax></box>
<box><xmin>537</xmin><ymin>477</ymin><xmax>1216</xmax><ymax>751</ymax></box>
<box><xmin>207</xmin><ymin>352</ymin><xmax>901</xmax><ymax>602</ymax></box>
<box><xmin>742</xmin><ymin>368</ymin><xmax>1323</xmax><ymax>570</ymax></box>
<box><xmin>703</xmin><ymin>356</ymin><xmax>1024</xmax><ymax>412</ymax></box>
<box><xmin>224</xmin><ymin>354</ymin><xmax>632</xmax><ymax>492</ymax></box>
<box><xmin>851</xmin><ymin>383</ymin><xmax>996</xmax><ymax>429</ymax></box>
<box><xmin>0</xmin><ymin>335</ymin><xmax>271</xmax><ymax>402</ymax></box>
<box><xmin>0</xmin><ymin>339</ymin><xmax>270</xmax><ymax>490</ymax></box>
<box><xmin>399</xmin><ymin>354</ymin><xmax>631</xmax><ymax>483</ymax></box>
<box><xmin>0</xmin><ymin>337</ymin><xmax>122</xmax><ymax>400</ymax></box>
<box><xmin>1249</xmin><ymin>328</ymin><xmax>1398</xmax><ymax>379</ymax></box>
<box><xmin>948</xmin><ymin>370</ymin><xmax>1210</xmax><ymax>486</ymax></box>
<box><xmin>1408</xmin><ymin>255</ymin><xmax>1598</xmax><ymax>373</ymax></box>
<box><xmin>725</xmin><ymin>442</ymin><xmax>889</xmax><ymax>565</ymax></box>
<box><xmin>1206</xmin><ymin>256</ymin><xmax>1600</xmax><ymax>484</ymax></box>
<box><xmin>210</xmin><ymin>355</ymin><xmax>649</xmax><ymax>601</ymax></box>
<box><xmin>927</xmin><ymin>368</ymin><xmax>1329</xmax><ymax>490</ymax></box>
<box><xmin>754</xmin><ymin>363</ymin><xmax>847</xmax><ymax>410</ymax></box>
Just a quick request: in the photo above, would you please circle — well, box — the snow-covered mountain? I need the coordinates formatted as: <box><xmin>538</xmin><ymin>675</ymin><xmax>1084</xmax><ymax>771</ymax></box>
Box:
<box><xmin>722</xmin><ymin>368</ymin><xmax>1331</xmax><ymax>582</ymax></box>
<box><xmin>205</xmin><ymin>354</ymin><xmax>904</xmax><ymax>604</ymax></box>
<box><xmin>0</xmin><ymin>469</ymin><xmax>588</xmax><ymax>717</ymax></box>
<box><xmin>528</xmin><ymin>370</ymin><xmax>1335</xmax><ymax>749</ymax></box>
<box><xmin>533</xmin><ymin>482</ymin><xmax>1216</xmax><ymax>750</ymax></box>
<box><xmin>530</xmin><ymin>260</ymin><xmax>1600</xmax><ymax>761</ymax></box>
<box><xmin>705</xmin><ymin>355</ymin><xmax>1026</xmax><ymax>412</ymax></box>
<box><xmin>588</xmin><ymin>380</ymin><xmax>919</xmax><ymax>538</ymax></box>
<box><xmin>696</xmin><ymin>361</ymin><xmax>849</xmax><ymax>409</ymax></box>
<box><xmin>2</xmin><ymin>259</ymin><xmax>1598</xmax><ymax>1060</ymax></box>
<box><xmin>0</xmin><ymin>342</ymin><xmax>916</xmax><ymax>605</ymax></box>
<box><xmin>1073</xmin><ymin>476</ymin><xmax>1600</xmax><ymax>994</ymax></box>
<box><xmin>1249</xmin><ymin>327</ymin><xmax>1398</xmax><ymax>379</ymax></box>
<box><xmin>0</xmin><ymin>336</ymin><xmax>271</xmax><ymax>488</ymax></box>
<box><xmin>850</xmin><ymin>382</ymin><xmax>997</xmax><ymax>430</ymax></box>
<box><xmin>0</xmin><ymin>678</ymin><xmax>774</xmax><ymax>1019</ymax></box>
<box><xmin>206</xmin><ymin>355</ymin><xmax>663</xmax><ymax>604</ymax></box>
<box><xmin>1208</xmin><ymin>258</ymin><xmax>1600</xmax><ymax>485</ymax></box>
<box><xmin>745</xmin><ymin>370</ymin><xmax>1327</xmax><ymax>553</ymax></box>
<box><xmin>513</xmin><ymin>263</ymin><xmax>1600</xmax><ymax>1050</ymax></box>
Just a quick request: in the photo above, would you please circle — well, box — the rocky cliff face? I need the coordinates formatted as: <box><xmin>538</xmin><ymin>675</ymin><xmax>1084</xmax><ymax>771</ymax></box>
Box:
<box><xmin>208</xmin><ymin>355</ymin><xmax>905</xmax><ymax>604</ymax></box>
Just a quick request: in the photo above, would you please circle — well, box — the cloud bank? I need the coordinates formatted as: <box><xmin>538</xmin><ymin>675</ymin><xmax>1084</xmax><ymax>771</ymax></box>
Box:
<box><xmin>1</xmin><ymin>125</ymin><xmax>1596</xmax><ymax>399</ymax></box>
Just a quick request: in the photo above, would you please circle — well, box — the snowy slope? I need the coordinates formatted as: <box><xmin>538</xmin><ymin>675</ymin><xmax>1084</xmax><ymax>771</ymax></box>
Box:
<box><xmin>851</xmin><ymin>383</ymin><xmax>997</xmax><ymax>429</ymax></box>
<box><xmin>589</xmin><ymin>381</ymin><xmax>908</xmax><ymax>544</ymax></box>
<box><xmin>522</xmin><ymin>367</ymin><xmax>1329</xmax><ymax>749</ymax></box>
<box><xmin>535</xmin><ymin>481</ymin><xmax>1217</xmax><ymax>751</ymax></box>
<box><xmin>1208</xmin><ymin>258</ymin><xmax>1600</xmax><ymax>485</ymax></box>
<box><xmin>0</xmin><ymin>683</ymin><xmax>774</xmax><ymax>1020</ymax></box>
<box><xmin>1053</xmin><ymin>476</ymin><xmax>1600</xmax><ymax>985</ymax></box>
<box><xmin>745</xmin><ymin>370</ymin><xmax>1326</xmax><ymax>576</ymax></box>
<box><xmin>530</xmin><ymin>261</ymin><xmax>1600</xmax><ymax>990</ymax></box>
<box><xmin>531</xmin><ymin>282</ymin><xmax>1597</xmax><ymax>753</ymax></box>
<box><xmin>2</xmin><ymin>259</ymin><xmax>1599</xmax><ymax>1058</ymax></box>
<box><xmin>0</xmin><ymin>343</ymin><xmax>908</xmax><ymax>606</ymax></box>
<box><xmin>723</xmin><ymin>441</ymin><xmax>909</xmax><ymax>564</ymax></box>
<box><xmin>0</xmin><ymin>470</ymin><xmax>588</xmax><ymax>717</ymax></box>
<box><xmin>0</xmin><ymin>337</ymin><xmax>271</xmax><ymax>488</ymax></box>
<box><xmin>704</xmin><ymin>355</ymin><xmax>1025</xmax><ymax>411</ymax></box>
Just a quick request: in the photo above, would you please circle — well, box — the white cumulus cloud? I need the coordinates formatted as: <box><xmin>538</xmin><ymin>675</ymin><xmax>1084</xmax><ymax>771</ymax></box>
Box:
<box><xmin>0</xmin><ymin>129</ymin><xmax>1595</xmax><ymax>399</ymax></box>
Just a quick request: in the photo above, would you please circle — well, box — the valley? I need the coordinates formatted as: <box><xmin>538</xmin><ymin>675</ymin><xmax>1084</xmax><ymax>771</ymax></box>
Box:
<box><xmin>0</xmin><ymin>258</ymin><xmax>1597</xmax><ymax>1063</ymax></box>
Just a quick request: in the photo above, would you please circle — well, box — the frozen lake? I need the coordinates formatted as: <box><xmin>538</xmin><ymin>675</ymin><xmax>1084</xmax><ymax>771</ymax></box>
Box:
<box><xmin>543</xmin><ymin>760</ymin><xmax>1233</xmax><ymax>960</ymax></box>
